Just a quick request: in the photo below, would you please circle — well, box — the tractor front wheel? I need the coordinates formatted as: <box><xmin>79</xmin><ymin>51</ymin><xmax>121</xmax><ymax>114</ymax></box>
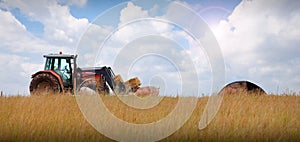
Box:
<box><xmin>29</xmin><ymin>73</ymin><xmax>61</xmax><ymax>95</ymax></box>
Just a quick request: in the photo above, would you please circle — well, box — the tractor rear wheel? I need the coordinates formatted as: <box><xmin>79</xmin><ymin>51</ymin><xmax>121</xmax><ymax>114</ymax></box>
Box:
<box><xmin>29</xmin><ymin>73</ymin><xmax>60</xmax><ymax>95</ymax></box>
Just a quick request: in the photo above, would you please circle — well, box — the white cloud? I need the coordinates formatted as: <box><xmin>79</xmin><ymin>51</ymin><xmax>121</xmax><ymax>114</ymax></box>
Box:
<box><xmin>0</xmin><ymin>0</ymin><xmax>90</xmax><ymax>95</ymax></box>
<box><xmin>119</xmin><ymin>2</ymin><xmax>149</xmax><ymax>25</ymax></box>
<box><xmin>213</xmin><ymin>0</ymin><xmax>300</xmax><ymax>93</ymax></box>
<box><xmin>93</xmin><ymin>2</ymin><xmax>211</xmax><ymax>96</ymax></box>
<box><xmin>0</xmin><ymin>10</ymin><xmax>50</xmax><ymax>94</ymax></box>
<box><xmin>0</xmin><ymin>10</ymin><xmax>61</xmax><ymax>53</ymax></box>
<box><xmin>58</xmin><ymin>0</ymin><xmax>87</xmax><ymax>6</ymax></box>
<box><xmin>0</xmin><ymin>54</ymin><xmax>43</xmax><ymax>95</ymax></box>
<box><xmin>43</xmin><ymin>3</ymin><xmax>89</xmax><ymax>45</ymax></box>
<box><xmin>2</xmin><ymin>0</ymin><xmax>89</xmax><ymax>46</ymax></box>
<box><xmin>76</xmin><ymin>24</ymin><xmax>114</xmax><ymax>67</ymax></box>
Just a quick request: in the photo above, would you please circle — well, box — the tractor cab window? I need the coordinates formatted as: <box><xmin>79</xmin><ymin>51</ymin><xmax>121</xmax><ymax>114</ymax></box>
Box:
<box><xmin>44</xmin><ymin>58</ymin><xmax>53</xmax><ymax>70</ymax></box>
<box><xmin>53</xmin><ymin>58</ymin><xmax>71</xmax><ymax>83</ymax></box>
<box><xmin>54</xmin><ymin>58</ymin><xmax>59</xmax><ymax>71</ymax></box>
<box><xmin>67</xmin><ymin>58</ymin><xmax>74</xmax><ymax>74</ymax></box>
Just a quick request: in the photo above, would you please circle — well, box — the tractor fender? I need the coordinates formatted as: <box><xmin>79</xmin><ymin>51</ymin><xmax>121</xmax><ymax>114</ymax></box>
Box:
<box><xmin>31</xmin><ymin>70</ymin><xmax>64</xmax><ymax>91</ymax></box>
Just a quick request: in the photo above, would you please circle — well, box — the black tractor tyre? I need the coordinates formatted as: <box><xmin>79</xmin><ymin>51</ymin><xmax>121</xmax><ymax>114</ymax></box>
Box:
<box><xmin>29</xmin><ymin>73</ymin><xmax>61</xmax><ymax>95</ymax></box>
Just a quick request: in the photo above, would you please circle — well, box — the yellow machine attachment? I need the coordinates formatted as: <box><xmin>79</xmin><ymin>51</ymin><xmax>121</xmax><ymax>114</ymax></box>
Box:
<box><xmin>113</xmin><ymin>75</ymin><xmax>141</xmax><ymax>94</ymax></box>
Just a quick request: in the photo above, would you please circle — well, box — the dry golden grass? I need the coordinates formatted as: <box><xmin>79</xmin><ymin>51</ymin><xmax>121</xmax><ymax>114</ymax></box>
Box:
<box><xmin>0</xmin><ymin>93</ymin><xmax>299</xmax><ymax>141</ymax></box>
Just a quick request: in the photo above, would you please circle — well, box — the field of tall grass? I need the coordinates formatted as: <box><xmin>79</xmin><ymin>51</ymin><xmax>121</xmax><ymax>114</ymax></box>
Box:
<box><xmin>0</xmin><ymin>93</ymin><xmax>299</xmax><ymax>141</ymax></box>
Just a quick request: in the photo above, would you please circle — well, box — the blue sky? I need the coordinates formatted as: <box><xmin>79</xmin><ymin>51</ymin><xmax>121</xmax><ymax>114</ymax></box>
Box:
<box><xmin>0</xmin><ymin>0</ymin><xmax>299</xmax><ymax>95</ymax></box>
<box><xmin>9</xmin><ymin>0</ymin><xmax>241</xmax><ymax>38</ymax></box>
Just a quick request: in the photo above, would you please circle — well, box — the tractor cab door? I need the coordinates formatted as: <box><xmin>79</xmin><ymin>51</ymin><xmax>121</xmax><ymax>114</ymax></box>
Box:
<box><xmin>45</xmin><ymin>57</ymin><xmax>73</xmax><ymax>87</ymax></box>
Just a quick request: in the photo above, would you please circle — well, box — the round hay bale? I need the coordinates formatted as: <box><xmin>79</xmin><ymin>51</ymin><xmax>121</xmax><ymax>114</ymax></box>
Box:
<box><xmin>220</xmin><ymin>81</ymin><xmax>266</xmax><ymax>95</ymax></box>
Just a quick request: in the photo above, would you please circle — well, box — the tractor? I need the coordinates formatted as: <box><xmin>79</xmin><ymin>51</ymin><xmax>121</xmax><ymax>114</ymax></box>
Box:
<box><xmin>29</xmin><ymin>52</ymin><xmax>142</xmax><ymax>95</ymax></box>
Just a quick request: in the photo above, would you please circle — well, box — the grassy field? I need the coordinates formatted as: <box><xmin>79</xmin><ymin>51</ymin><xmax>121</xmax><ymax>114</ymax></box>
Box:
<box><xmin>0</xmin><ymin>93</ymin><xmax>299</xmax><ymax>141</ymax></box>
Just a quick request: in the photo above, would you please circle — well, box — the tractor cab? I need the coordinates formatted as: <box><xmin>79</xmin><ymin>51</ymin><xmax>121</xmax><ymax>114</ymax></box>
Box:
<box><xmin>43</xmin><ymin>53</ymin><xmax>77</xmax><ymax>88</ymax></box>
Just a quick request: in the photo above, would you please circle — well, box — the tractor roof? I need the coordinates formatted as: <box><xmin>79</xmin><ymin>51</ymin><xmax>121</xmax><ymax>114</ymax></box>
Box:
<box><xmin>43</xmin><ymin>53</ymin><xmax>76</xmax><ymax>58</ymax></box>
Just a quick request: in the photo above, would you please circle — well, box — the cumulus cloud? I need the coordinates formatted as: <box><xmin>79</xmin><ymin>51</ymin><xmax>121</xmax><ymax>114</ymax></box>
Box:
<box><xmin>42</xmin><ymin>3</ymin><xmax>89</xmax><ymax>45</ymax></box>
<box><xmin>0</xmin><ymin>0</ymin><xmax>89</xmax><ymax>95</ymax></box>
<box><xmin>92</xmin><ymin>2</ymin><xmax>211</xmax><ymax>96</ymax></box>
<box><xmin>0</xmin><ymin>9</ymin><xmax>61</xmax><ymax>94</ymax></box>
<box><xmin>119</xmin><ymin>2</ymin><xmax>149</xmax><ymax>25</ymax></box>
<box><xmin>2</xmin><ymin>0</ymin><xmax>89</xmax><ymax>46</ymax></box>
<box><xmin>0</xmin><ymin>54</ymin><xmax>43</xmax><ymax>95</ymax></box>
<box><xmin>213</xmin><ymin>0</ymin><xmax>300</xmax><ymax>93</ymax></box>
<box><xmin>0</xmin><ymin>10</ymin><xmax>61</xmax><ymax>53</ymax></box>
<box><xmin>76</xmin><ymin>24</ymin><xmax>114</xmax><ymax>67</ymax></box>
<box><xmin>58</xmin><ymin>0</ymin><xmax>87</xmax><ymax>6</ymax></box>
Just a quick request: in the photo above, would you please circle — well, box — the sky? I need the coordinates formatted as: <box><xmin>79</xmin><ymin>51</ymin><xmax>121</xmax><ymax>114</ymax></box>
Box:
<box><xmin>0</xmin><ymin>0</ymin><xmax>299</xmax><ymax>96</ymax></box>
